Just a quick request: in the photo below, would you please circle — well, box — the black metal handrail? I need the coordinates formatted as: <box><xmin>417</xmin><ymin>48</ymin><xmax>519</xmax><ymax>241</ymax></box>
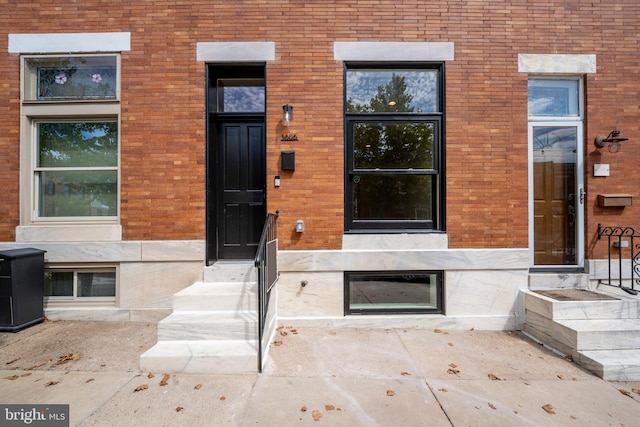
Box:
<box><xmin>597</xmin><ymin>224</ymin><xmax>640</xmax><ymax>295</ymax></box>
<box><xmin>255</xmin><ymin>211</ymin><xmax>279</xmax><ymax>372</ymax></box>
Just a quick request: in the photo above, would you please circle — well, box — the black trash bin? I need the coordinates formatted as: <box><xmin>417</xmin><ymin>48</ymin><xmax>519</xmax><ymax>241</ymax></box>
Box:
<box><xmin>0</xmin><ymin>248</ymin><xmax>47</xmax><ymax>332</ymax></box>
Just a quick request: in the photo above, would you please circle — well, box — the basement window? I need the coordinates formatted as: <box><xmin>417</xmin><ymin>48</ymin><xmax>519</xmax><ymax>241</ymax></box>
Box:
<box><xmin>44</xmin><ymin>267</ymin><xmax>116</xmax><ymax>302</ymax></box>
<box><xmin>345</xmin><ymin>271</ymin><xmax>443</xmax><ymax>314</ymax></box>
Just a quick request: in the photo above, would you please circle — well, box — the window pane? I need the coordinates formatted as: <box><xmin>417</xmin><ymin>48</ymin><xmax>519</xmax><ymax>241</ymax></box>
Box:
<box><xmin>39</xmin><ymin>170</ymin><xmax>117</xmax><ymax>217</ymax></box>
<box><xmin>44</xmin><ymin>271</ymin><xmax>73</xmax><ymax>296</ymax></box>
<box><xmin>38</xmin><ymin>122</ymin><xmax>118</xmax><ymax>168</ymax></box>
<box><xmin>217</xmin><ymin>79</ymin><xmax>265</xmax><ymax>112</ymax></box>
<box><xmin>78</xmin><ymin>272</ymin><xmax>116</xmax><ymax>297</ymax></box>
<box><xmin>528</xmin><ymin>79</ymin><xmax>579</xmax><ymax>117</ymax></box>
<box><xmin>353</xmin><ymin>122</ymin><xmax>434</xmax><ymax>169</ymax></box>
<box><xmin>353</xmin><ymin>175</ymin><xmax>432</xmax><ymax>221</ymax></box>
<box><xmin>348</xmin><ymin>272</ymin><xmax>440</xmax><ymax>312</ymax></box>
<box><xmin>25</xmin><ymin>56</ymin><xmax>117</xmax><ymax>101</ymax></box>
<box><xmin>346</xmin><ymin>70</ymin><xmax>439</xmax><ymax>113</ymax></box>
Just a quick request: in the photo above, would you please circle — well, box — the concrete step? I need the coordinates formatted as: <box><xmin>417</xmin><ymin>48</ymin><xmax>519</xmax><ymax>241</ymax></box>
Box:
<box><xmin>204</xmin><ymin>262</ymin><xmax>257</xmax><ymax>283</ymax></box>
<box><xmin>139</xmin><ymin>340</ymin><xmax>258</xmax><ymax>374</ymax></box>
<box><xmin>157</xmin><ymin>311</ymin><xmax>258</xmax><ymax>341</ymax></box>
<box><xmin>524</xmin><ymin>289</ymin><xmax>640</xmax><ymax>321</ymax></box>
<box><xmin>173</xmin><ymin>281</ymin><xmax>257</xmax><ymax>311</ymax></box>
<box><xmin>574</xmin><ymin>349</ymin><xmax>640</xmax><ymax>381</ymax></box>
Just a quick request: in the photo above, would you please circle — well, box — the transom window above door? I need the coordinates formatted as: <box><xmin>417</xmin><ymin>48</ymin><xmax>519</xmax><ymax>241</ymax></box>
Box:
<box><xmin>344</xmin><ymin>64</ymin><xmax>445</xmax><ymax>232</ymax></box>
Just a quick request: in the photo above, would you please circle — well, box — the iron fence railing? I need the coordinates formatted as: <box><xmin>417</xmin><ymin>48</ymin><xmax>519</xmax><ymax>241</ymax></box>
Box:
<box><xmin>255</xmin><ymin>211</ymin><xmax>279</xmax><ymax>372</ymax></box>
<box><xmin>597</xmin><ymin>224</ymin><xmax>640</xmax><ymax>295</ymax></box>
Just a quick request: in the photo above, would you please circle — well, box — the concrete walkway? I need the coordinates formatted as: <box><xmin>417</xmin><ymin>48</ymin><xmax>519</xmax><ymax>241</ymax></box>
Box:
<box><xmin>1</xmin><ymin>320</ymin><xmax>640</xmax><ymax>426</ymax></box>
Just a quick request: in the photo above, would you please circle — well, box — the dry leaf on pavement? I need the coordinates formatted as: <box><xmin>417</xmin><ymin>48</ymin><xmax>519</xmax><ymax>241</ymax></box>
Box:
<box><xmin>134</xmin><ymin>384</ymin><xmax>148</xmax><ymax>392</ymax></box>
<box><xmin>273</xmin><ymin>340</ymin><xmax>283</xmax><ymax>346</ymax></box>
<box><xmin>386</xmin><ymin>390</ymin><xmax>395</xmax><ymax>396</ymax></box>
<box><xmin>300</xmin><ymin>406</ymin><xmax>308</xmax><ymax>412</ymax></box>
<box><xmin>488</xmin><ymin>403</ymin><xmax>496</xmax><ymax>410</ymax></box>
<box><xmin>619</xmin><ymin>389</ymin><xmax>632</xmax><ymax>397</ymax></box>
<box><xmin>4</xmin><ymin>375</ymin><xmax>19</xmax><ymax>380</ymax></box>
<box><xmin>160</xmin><ymin>374</ymin><xmax>170</xmax><ymax>386</ymax></box>
<box><xmin>311</xmin><ymin>410</ymin><xmax>322</xmax><ymax>421</ymax></box>
<box><xmin>542</xmin><ymin>404</ymin><xmax>555</xmax><ymax>414</ymax></box>
<box><xmin>488</xmin><ymin>373</ymin><xmax>501</xmax><ymax>380</ymax></box>
<box><xmin>44</xmin><ymin>380</ymin><xmax>59</xmax><ymax>387</ymax></box>
<box><xmin>194</xmin><ymin>384</ymin><xmax>202</xmax><ymax>390</ymax></box>
<box><xmin>176</xmin><ymin>407</ymin><xmax>184</xmax><ymax>412</ymax></box>
<box><xmin>325</xmin><ymin>404</ymin><xmax>335</xmax><ymax>411</ymax></box>
<box><xmin>147</xmin><ymin>372</ymin><xmax>155</xmax><ymax>378</ymax></box>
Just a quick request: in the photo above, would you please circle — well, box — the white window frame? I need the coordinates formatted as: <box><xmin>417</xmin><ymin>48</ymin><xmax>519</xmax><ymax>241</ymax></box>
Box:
<box><xmin>20</xmin><ymin>54</ymin><xmax>121</xmax><ymax>229</ymax></box>
<box><xmin>44</xmin><ymin>265</ymin><xmax>118</xmax><ymax>304</ymax></box>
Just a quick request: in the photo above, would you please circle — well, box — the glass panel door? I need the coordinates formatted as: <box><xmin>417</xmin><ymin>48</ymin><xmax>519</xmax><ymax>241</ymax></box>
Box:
<box><xmin>530</xmin><ymin>124</ymin><xmax>583</xmax><ymax>267</ymax></box>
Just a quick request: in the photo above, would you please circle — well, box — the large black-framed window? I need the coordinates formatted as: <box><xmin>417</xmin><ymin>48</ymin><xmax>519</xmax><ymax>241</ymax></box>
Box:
<box><xmin>345</xmin><ymin>63</ymin><xmax>445</xmax><ymax>232</ymax></box>
<box><xmin>345</xmin><ymin>271</ymin><xmax>443</xmax><ymax>315</ymax></box>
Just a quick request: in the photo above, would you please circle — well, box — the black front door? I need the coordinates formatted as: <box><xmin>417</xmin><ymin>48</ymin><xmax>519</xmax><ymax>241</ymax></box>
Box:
<box><xmin>209</xmin><ymin>121</ymin><xmax>265</xmax><ymax>260</ymax></box>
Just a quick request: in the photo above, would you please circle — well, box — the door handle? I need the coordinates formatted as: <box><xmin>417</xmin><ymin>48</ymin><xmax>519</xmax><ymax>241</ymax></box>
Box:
<box><xmin>579</xmin><ymin>188</ymin><xmax>585</xmax><ymax>204</ymax></box>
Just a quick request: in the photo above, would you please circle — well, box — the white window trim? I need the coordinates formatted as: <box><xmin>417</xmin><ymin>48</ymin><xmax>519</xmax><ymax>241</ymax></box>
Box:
<box><xmin>528</xmin><ymin>76</ymin><xmax>585</xmax><ymax>122</ymax></box>
<box><xmin>44</xmin><ymin>264</ymin><xmax>118</xmax><ymax>305</ymax></box>
<box><xmin>19</xmin><ymin>53</ymin><xmax>122</xmax><ymax>240</ymax></box>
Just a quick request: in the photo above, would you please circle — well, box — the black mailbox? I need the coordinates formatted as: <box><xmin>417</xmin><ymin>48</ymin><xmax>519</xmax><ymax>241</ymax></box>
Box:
<box><xmin>0</xmin><ymin>248</ymin><xmax>47</xmax><ymax>332</ymax></box>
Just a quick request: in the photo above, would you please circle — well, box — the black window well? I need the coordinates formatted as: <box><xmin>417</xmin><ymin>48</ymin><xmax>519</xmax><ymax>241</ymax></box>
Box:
<box><xmin>345</xmin><ymin>271</ymin><xmax>443</xmax><ymax>315</ymax></box>
<box><xmin>345</xmin><ymin>64</ymin><xmax>445</xmax><ymax>232</ymax></box>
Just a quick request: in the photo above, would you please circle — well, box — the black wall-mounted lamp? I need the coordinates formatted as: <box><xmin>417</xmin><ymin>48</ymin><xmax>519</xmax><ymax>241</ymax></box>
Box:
<box><xmin>595</xmin><ymin>130</ymin><xmax>629</xmax><ymax>153</ymax></box>
<box><xmin>282</xmin><ymin>104</ymin><xmax>293</xmax><ymax>127</ymax></box>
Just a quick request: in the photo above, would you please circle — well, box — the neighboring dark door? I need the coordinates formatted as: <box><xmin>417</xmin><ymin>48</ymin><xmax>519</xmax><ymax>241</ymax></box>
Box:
<box><xmin>212</xmin><ymin>121</ymin><xmax>265</xmax><ymax>260</ymax></box>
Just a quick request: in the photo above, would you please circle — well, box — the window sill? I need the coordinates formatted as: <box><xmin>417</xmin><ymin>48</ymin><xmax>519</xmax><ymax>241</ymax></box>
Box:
<box><xmin>16</xmin><ymin>224</ymin><xmax>122</xmax><ymax>242</ymax></box>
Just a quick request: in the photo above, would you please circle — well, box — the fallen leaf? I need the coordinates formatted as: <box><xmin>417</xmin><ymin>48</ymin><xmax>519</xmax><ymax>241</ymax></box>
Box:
<box><xmin>160</xmin><ymin>374</ymin><xmax>170</xmax><ymax>386</ymax></box>
<box><xmin>434</xmin><ymin>328</ymin><xmax>443</xmax><ymax>333</ymax></box>
<box><xmin>488</xmin><ymin>403</ymin><xmax>496</xmax><ymax>410</ymax></box>
<box><xmin>147</xmin><ymin>372</ymin><xmax>155</xmax><ymax>379</ymax></box>
<box><xmin>51</xmin><ymin>353</ymin><xmax>83</xmax><ymax>367</ymax></box>
<box><xmin>21</xmin><ymin>373</ymin><xmax>31</xmax><ymax>378</ymax></box>
<box><xmin>448</xmin><ymin>342</ymin><xmax>454</xmax><ymax>346</ymax></box>
<box><xmin>400</xmin><ymin>371</ymin><xmax>410</xmax><ymax>376</ymax></box>
<box><xmin>557</xmin><ymin>374</ymin><xmax>565</xmax><ymax>380</ymax></box>
<box><xmin>4</xmin><ymin>375</ymin><xmax>19</xmax><ymax>381</ymax></box>
<box><xmin>291</xmin><ymin>329</ymin><xmax>298</xmax><ymax>334</ymax></box>
<box><xmin>386</xmin><ymin>390</ymin><xmax>395</xmax><ymax>396</ymax></box>
<box><xmin>311</xmin><ymin>410</ymin><xmax>322</xmax><ymax>421</ymax></box>
<box><xmin>273</xmin><ymin>340</ymin><xmax>283</xmax><ymax>346</ymax></box>
<box><xmin>44</xmin><ymin>380</ymin><xmax>59</xmax><ymax>387</ymax></box>
<box><xmin>220</xmin><ymin>396</ymin><xmax>226</xmax><ymax>401</ymax></box>
<box><xmin>85</xmin><ymin>378</ymin><xmax>95</xmax><ymax>383</ymax></box>
<box><xmin>438</xmin><ymin>388</ymin><xmax>448</xmax><ymax>392</ymax></box>
<box><xmin>619</xmin><ymin>389</ymin><xmax>632</xmax><ymax>397</ymax></box>
<box><xmin>300</xmin><ymin>406</ymin><xmax>308</xmax><ymax>412</ymax></box>
<box><xmin>449</xmin><ymin>363</ymin><xmax>458</xmax><ymax>368</ymax></box>
<box><xmin>488</xmin><ymin>373</ymin><xmax>501</xmax><ymax>381</ymax></box>
<box><xmin>470</xmin><ymin>327</ymin><xmax>475</xmax><ymax>331</ymax></box>
<box><xmin>447</xmin><ymin>368</ymin><xmax>460</xmax><ymax>376</ymax></box>
<box><xmin>325</xmin><ymin>404</ymin><xmax>335</xmax><ymax>411</ymax></box>
<box><xmin>5</xmin><ymin>358</ymin><xmax>20</xmax><ymax>365</ymax></box>
<box><xmin>570</xmin><ymin>415</ymin><xmax>578</xmax><ymax>419</ymax></box>
<box><xmin>134</xmin><ymin>384</ymin><xmax>148</xmax><ymax>392</ymax></box>
<box><xmin>175</xmin><ymin>407</ymin><xmax>184</xmax><ymax>412</ymax></box>
<box><xmin>542</xmin><ymin>404</ymin><xmax>555</xmax><ymax>414</ymax></box>
<box><xmin>194</xmin><ymin>384</ymin><xmax>202</xmax><ymax>390</ymax></box>
<box><xmin>633</xmin><ymin>388</ymin><xmax>640</xmax><ymax>395</ymax></box>
<box><xmin>279</xmin><ymin>330</ymin><xmax>288</xmax><ymax>336</ymax></box>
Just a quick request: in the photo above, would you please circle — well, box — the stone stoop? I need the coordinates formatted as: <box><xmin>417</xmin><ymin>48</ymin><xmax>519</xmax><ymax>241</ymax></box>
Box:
<box><xmin>522</xmin><ymin>288</ymin><xmax>640</xmax><ymax>381</ymax></box>
<box><xmin>140</xmin><ymin>262</ymin><xmax>260</xmax><ymax>374</ymax></box>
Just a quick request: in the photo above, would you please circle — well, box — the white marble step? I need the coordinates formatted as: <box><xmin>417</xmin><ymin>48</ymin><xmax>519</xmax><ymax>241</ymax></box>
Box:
<box><xmin>204</xmin><ymin>262</ymin><xmax>257</xmax><ymax>283</ymax></box>
<box><xmin>173</xmin><ymin>281</ymin><xmax>257</xmax><ymax>311</ymax></box>
<box><xmin>574</xmin><ymin>349</ymin><xmax>640</xmax><ymax>381</ymax></box>
<box><xmin>139</xmin><ymin>340</ymin><xmax>258</xmax><ymax>374</ymax></box>
<box><xmin>157</xmin><ymin>311</ymin><xmax>258</xmax><ymax>341</ymax></box>
<box><xmin>524</xmin><ymin>290</ymin><xmax>640</xmax><ymax>321</ymax></box>
<box><xmin>555</xmin><ymin>318</ymin><xmax>640</xmax><ymax>351</ymax></box>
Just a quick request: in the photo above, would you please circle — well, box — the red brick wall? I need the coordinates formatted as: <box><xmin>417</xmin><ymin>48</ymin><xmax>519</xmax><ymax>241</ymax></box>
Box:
<box><xmin>1</xmin><ymin>1</ymin><xmax>638</xmax><ymax>258</ymax></box>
